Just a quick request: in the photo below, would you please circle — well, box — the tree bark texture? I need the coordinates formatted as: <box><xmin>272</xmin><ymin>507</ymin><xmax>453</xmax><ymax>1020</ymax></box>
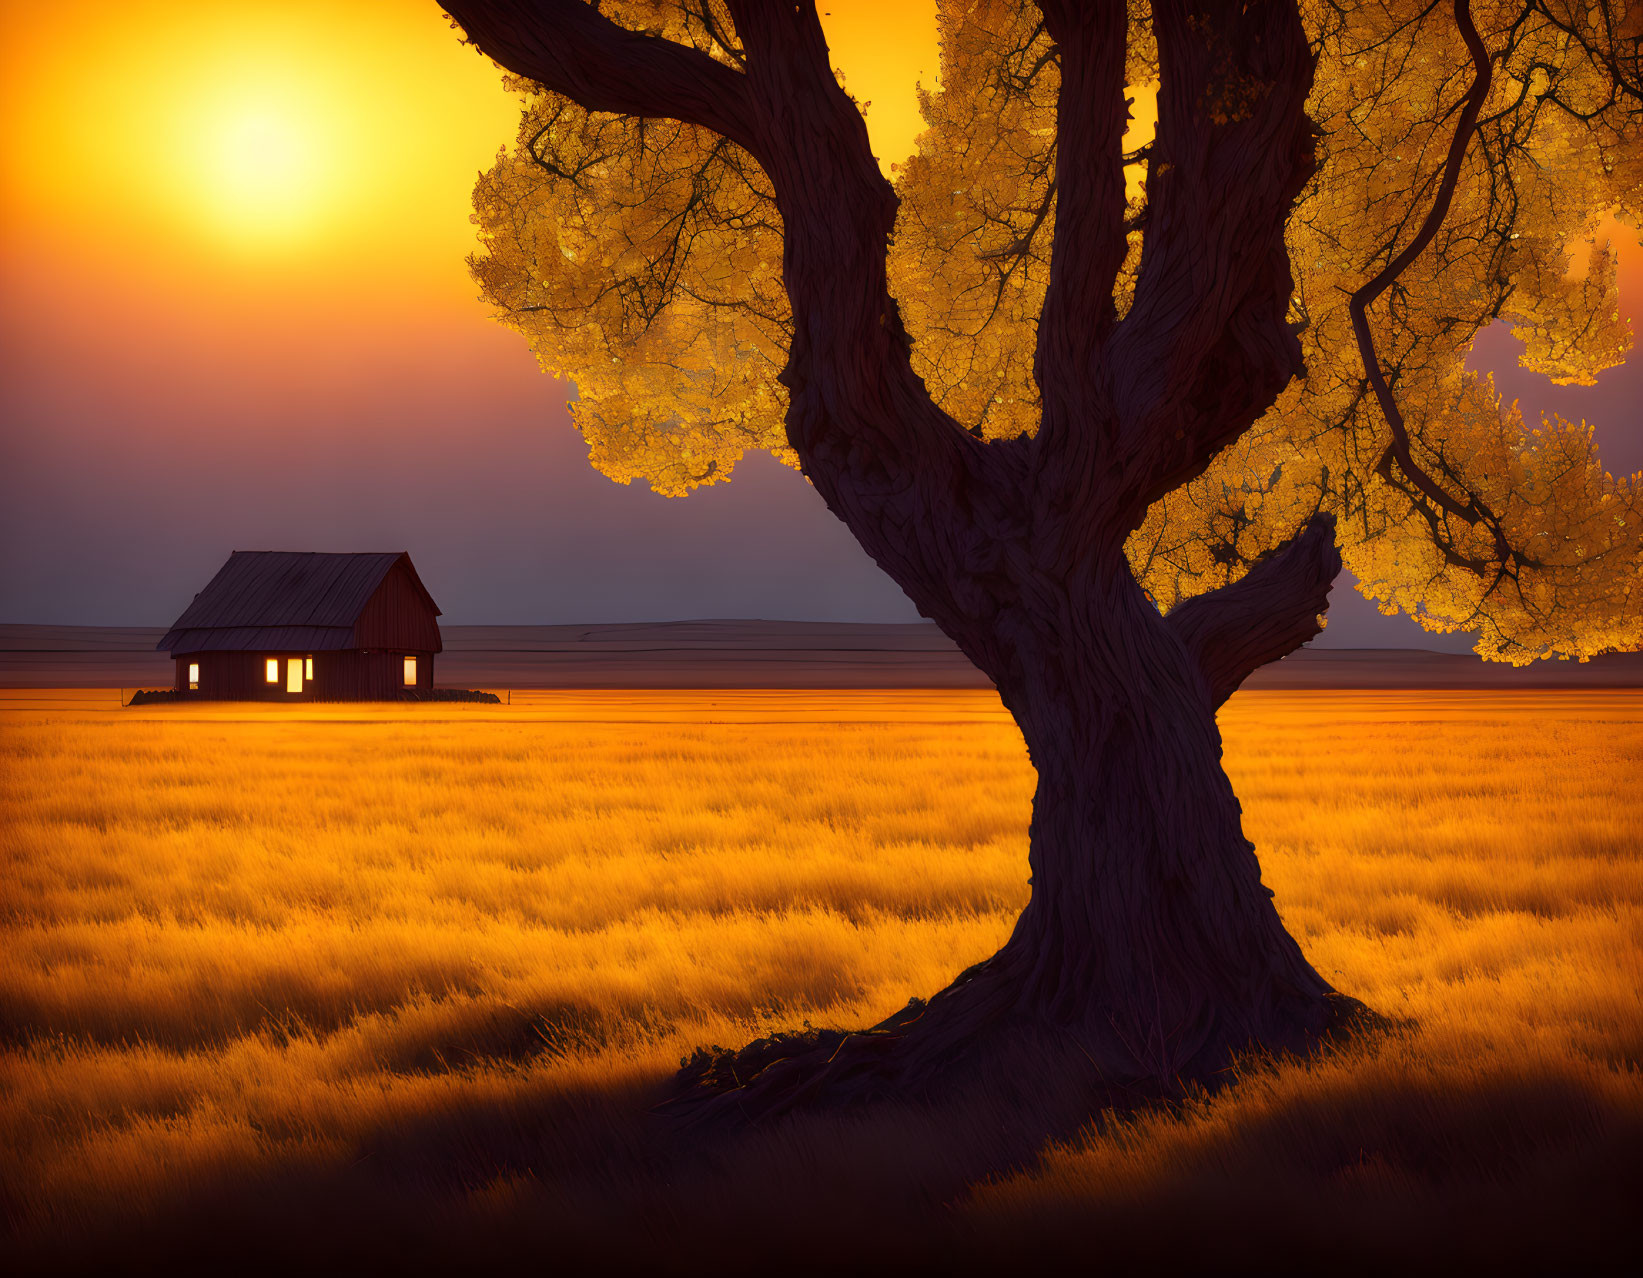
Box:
<box><xmin>445</xmin><ymin>0</ymin><xmax>1363</xmax><ymax>1115</ymax></box>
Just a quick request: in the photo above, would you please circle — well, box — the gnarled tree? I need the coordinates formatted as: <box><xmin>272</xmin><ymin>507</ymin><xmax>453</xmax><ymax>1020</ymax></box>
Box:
<box><xmin>446</xmin><ymin>0</ymin><xmax>1642</xmax><ymax>1116</ymax></box>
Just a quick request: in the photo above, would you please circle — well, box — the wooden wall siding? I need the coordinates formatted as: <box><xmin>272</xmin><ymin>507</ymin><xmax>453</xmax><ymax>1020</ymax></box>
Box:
<box><xmin>174</xmin><ymin>650</ymin><xmax>435</xmax><ymax>700</ymax></box>
<box><xmin>352</xmin><ymin>563</ymin><xmax>443</xmax><ymax>653</ymax></box>
<box><xmin>175</xmin><ymin>653</ymin><xmax>282</xmax><ymax>700</ymax></box>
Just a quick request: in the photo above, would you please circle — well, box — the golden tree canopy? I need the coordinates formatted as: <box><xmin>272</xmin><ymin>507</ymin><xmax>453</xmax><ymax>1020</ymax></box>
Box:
<box><xmin>470</xmin><ymin>0</ymin><xmax>1643</xmax><ymax>662</ymax></box>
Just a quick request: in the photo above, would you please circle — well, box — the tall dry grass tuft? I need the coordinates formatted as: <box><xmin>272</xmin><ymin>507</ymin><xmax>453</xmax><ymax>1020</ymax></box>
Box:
<box><xmin>1</xmin><ymin>689</ymin><xmax>1638</xmax><ymax>1270</ymax></box>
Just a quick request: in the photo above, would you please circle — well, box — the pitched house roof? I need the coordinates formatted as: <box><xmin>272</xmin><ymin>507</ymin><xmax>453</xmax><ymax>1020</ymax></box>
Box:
<box><xmin>158</xmin><ymin>551</ymin><xmax>440</xmax><ymax>653</ymax></box>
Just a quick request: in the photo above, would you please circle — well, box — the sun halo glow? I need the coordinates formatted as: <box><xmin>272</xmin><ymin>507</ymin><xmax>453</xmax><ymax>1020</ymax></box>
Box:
<box><xmin>160</xmin><ymin>66</ymin><xmax>345</xmax><ymax>246</ymax></box>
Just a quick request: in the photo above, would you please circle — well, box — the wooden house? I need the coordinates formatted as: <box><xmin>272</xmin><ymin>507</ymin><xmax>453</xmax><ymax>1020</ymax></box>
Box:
<box><xmin>158</xmin><ymin>551</ymin><xmax>442</xmax><ymax>700</ymax></box>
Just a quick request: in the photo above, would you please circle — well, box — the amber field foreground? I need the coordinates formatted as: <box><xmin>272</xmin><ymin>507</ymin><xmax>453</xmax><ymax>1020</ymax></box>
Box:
<box><xmin>2</xmin><ymin>688</ymin><xmax>1640</xmax><ymax>1272</ymax></box>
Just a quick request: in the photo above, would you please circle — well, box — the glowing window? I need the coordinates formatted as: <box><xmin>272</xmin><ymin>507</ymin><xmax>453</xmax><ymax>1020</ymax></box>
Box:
<box><xmin>305</xmin><ymin>656</ymin><xmax>313</xmax><ymax>679</ymax></box>
<box><xmin>265</xmin><ymin>658</ymin><xmax>279</xmax><ymax>683</ymax></box>
<box><xmin>286</xmin><ymin>658</ymin><xmax>302</xmax><ymax>693</ymax></box>
<box><xmin>187</xmin><ymin>662</ymin><xmax>199</xmax><ymax>690</ymax></box>
<box><xmin>403</xmin><ymin>655</ymin><xmax>417</xmax><ymax>686</ymax></box>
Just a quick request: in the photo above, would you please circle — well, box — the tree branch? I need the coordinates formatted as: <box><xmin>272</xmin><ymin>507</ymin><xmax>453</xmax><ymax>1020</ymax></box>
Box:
<box><xmin>1346</xmin><ymin>0</ymin><xmax>1541</xmax><ymax>580</ymax></box>
<box><xmin>1098</xmin><ymin>0</ymin><xmax>1318</xmax><ymax>538</ymax></box>
<box><xmin>1167</xmin><ymin>513</ymin><xmax>1341</xmax><ymax>707</ymax></box>
<box><xmin>456</xmin><ymin>1</ymin><xmax>1018</xmax><ymax>632</ymax></box>
<box><xmin>1030</xmin><ymin>2</ymin><xmax>1130</xmax><ymax>448</ymax></box>
<box><xmin>711</xmin><ymin>2</ymin><xmax>1023</xmax><ymax>632</ymax></box>
<box><xmin>443</xmin><ymin>0</ymin><xmax>762</xmax><ymax>156</ymax></box>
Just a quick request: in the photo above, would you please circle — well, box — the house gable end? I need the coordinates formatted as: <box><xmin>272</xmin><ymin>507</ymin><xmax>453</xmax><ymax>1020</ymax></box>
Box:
<box><xmin>351</xmin><ymin>558</ymin><xmax>443</xmax><ymax>653</ymax></box>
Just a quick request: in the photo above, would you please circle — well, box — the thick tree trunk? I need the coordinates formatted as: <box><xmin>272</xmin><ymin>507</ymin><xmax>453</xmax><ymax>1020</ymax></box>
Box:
<box><xmin>669</xmin><ymin>539</ymin><xmax>1359</xmax><ymax>1123</ymax></box>
<box><xmin>937</xmin><ymin>567</ymin><xmax>1337</xmax><ymax>1075</ymax></box>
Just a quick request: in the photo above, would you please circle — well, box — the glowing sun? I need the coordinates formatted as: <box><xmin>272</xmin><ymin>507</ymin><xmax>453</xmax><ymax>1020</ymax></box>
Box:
<box><xmin>175</xmin><ymin>80</ymin><xmax>339</xmax><ymax>243</ymax></box>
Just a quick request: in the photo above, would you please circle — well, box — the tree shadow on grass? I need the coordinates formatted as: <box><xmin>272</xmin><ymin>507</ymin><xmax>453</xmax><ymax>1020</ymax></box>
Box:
<box><xmin>18</xmin><ymin>1027</ymin><xmax>1643</xmax><ymax>1277</ymax></box>
<box><xmin>17</xmin><ymin>1030</ymin><xmax>1169</xmax><ymax>1275</ymax></box>
<box><xmin>966</xmin><ymin>1057</ymin><xmax>1643</xmax><ymax>1275</ymax></box>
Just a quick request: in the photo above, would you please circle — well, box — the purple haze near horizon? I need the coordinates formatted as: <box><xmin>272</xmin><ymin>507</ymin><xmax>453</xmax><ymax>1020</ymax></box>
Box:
<box><xmin>1</xmin><ymin>282</ymin><xmax>1638</xmax><ymax>653</ymax></box>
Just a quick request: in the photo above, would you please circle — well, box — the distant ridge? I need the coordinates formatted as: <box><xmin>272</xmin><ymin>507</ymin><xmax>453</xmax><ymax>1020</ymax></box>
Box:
<box><xmin>2</xmin><ymin>622</ymin><xmax>1640</xmax><ymax>690</ymax></box>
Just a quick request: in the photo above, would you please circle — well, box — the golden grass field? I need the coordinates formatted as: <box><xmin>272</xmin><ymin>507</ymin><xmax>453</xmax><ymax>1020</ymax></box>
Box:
<box><xmin>2</xmin><ymin>688</ymin><xmax>1640</xmax><ymax>1271</ymax></box>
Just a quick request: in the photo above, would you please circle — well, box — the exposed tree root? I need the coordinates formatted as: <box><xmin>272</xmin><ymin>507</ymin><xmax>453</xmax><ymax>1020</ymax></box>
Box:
<box><xmin>661</xmin><ymin>956</ymin><xmax>1381</xmax><ymax>1131</ymax></box>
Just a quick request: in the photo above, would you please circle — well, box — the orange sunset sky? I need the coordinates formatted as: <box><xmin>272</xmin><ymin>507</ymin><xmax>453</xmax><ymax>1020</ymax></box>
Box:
<box><xmin>1</xmin><ymin>1</ymin><xmax>1639</xmax><ymax>641</ymax></box>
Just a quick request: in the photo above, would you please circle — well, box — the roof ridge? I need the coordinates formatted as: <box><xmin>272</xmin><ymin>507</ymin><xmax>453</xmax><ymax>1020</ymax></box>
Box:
<box><xmin>161</xmin><ymin>551</ymin><xmax>435</xmax><ymax>644</ymax></box>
